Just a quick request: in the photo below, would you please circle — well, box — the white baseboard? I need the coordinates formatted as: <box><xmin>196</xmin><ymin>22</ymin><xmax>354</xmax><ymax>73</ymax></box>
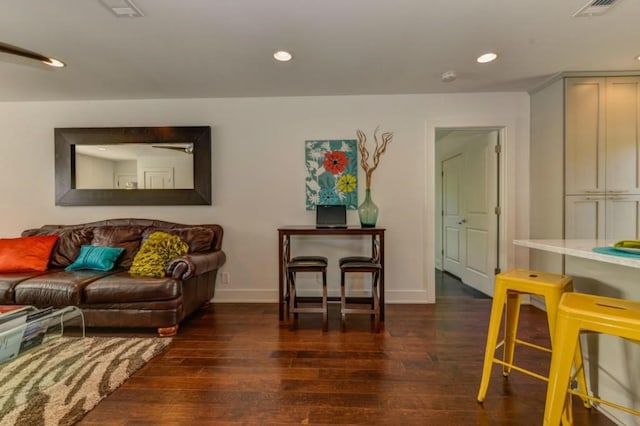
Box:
<box><xmin>529</xmin><ymin>294</ymin><xmax>546</xmax><ymax>311</ymax></box>
<box><xmin>212</xmin><ymin>289</ymin><xmax>278</xmax><ymax>303</ymax></box>
<box><xmin>212</xmin><ymin>289</ymin><xmax>432</xmax><ymax>304</ymax></box>
<box><xmin>385</xmin><ymin>290</ymin><xmax>432</xmax><ymax>303</ymax></box>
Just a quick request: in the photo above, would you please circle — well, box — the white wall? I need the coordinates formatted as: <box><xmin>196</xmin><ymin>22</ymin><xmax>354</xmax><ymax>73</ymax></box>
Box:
<box><xmin>0</xmin><ymin>93</ymin><xmax>529</xmax><ymax>303</ymax></box>
<box><xmin>529</xmin><ymin>79</ymin><xmax>565</xmax><ymax>274</ymax></box>
<box><xmin>76</xmin><ymin>154</ymin><xmax>115</xmax><ymax>189</ymax></box>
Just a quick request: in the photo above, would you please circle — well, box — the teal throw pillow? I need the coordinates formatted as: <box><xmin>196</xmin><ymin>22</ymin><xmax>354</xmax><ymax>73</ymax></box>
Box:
<box><xmin>65</xmin><ymin>245</ymin><xmax>125</xmax><ymax>272</ymax></box>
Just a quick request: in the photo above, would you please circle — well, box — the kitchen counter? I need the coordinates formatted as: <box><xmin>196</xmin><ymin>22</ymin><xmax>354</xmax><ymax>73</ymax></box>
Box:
<box><xmin>514</xmin><ymin>238</ymin><xmax>640</xmax><ymax>269</ymax></box>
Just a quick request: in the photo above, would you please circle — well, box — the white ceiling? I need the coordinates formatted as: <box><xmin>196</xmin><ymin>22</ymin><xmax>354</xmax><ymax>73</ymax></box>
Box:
<box><xmin>2</xmin><ymin>0</ymin><xmax>639</xmax><ymax>102</ymax></box>
<box><xmin>76</xmin><ymin>143</ymin><xmax>193</xmax><ymax>160</ymax></box>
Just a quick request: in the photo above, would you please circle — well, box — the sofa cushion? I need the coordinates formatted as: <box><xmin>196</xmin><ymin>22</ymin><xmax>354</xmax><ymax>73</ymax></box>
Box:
<box><xmin>0</xmin><ymin>271</ymin><xmax>48</xmax><ymax>303</ymax></box>
<box><xmin>50</xmin><ymin>229</ymin><xmax>95</xmax><ymax>267</ymax></box>
<box><xmin>14</xmin><ymin>269</ymin><xmax>118</xmax><ymax>306</ymax></box>
<box><xmin>0</xmin><ymin>235</ymin><xmax>59</xmax><ymax>272</ymax></box>
<box><xmin>141</xmin><ymin>227</ymin><xmax>214</xmax><ymax>253</ymax></box>
<box><xmin>65</xmin><ymin>245</ymin><xmax>125</xmax><ymax>272</ymax></box>
<box><xmin>130</xmin><ymin>232</ymin><xmax>189</xmax><ymax>278</ymax></box>
<box><xmin>83</xmin><ymin>272</ymin><xmax>181</xmax><ymax>304</ymax></box>
<box><xmin>91</xmin><ymin>226</ymin><xmax>143</xmax><ymax>268</ymax></box>
<box><xmin>22</xmin><ymin>228</ymin><xmax>94</xmax><ymax>268</ymax></box>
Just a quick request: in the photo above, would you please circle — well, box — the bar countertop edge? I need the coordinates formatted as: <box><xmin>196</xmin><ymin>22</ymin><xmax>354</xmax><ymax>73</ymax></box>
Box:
<box><xmin>513</xmin><ymin>238</ymin><xmax>640</xmax><ymax>269</ymax></box>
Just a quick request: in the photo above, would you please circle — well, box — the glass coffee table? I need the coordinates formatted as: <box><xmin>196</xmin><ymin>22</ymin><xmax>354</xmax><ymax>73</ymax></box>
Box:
<box><xmin>0</xmin><ymin>306</ymin><xmax>85</xmax><ymax>414</ymax></box>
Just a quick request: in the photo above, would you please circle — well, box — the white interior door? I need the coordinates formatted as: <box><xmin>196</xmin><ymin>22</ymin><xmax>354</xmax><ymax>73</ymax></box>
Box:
<box><xmin>460</xmin><ymin>135</ymin><xmax>497</xmax><ymax>295</ymax></box>
<box><xmin>438</xmin><ymin>130</ymin><xmax>499</xmax><ymax>296</ymax></box>
<box><xmin>442</xmin><ymin>154</ymin><xmax>464</xmax><ymax>278</ymax></box>
<box><xmin>142</xmin><ymin>167</ymin><xmax>174</xmax><ymax>189</ymax></box>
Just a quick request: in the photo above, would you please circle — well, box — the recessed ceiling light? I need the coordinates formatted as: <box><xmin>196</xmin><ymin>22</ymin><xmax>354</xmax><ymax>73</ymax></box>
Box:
<box><xmin>273</xmin><ymin>50</ymin><xmax>292</xmax><ymax>62</ymax></box>
<box><xmin>477</xmin><ymin>52</ymin><xmax>498</xmax><ymax>64</ymax></box>
<box><xmin>636</xmin><ymin>54</ymin><xmax>640</xmax><ymax>61</ymax></box>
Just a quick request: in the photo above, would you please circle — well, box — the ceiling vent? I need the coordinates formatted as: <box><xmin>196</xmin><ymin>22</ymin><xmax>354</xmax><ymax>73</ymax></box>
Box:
<box><xmin>574</xmin><ymin>0</ymin><xmax>620</xmax><ymax>17</ymax></box>
<box><xmin>99</xmin><ymin>0</ymin><xmax>144</xmax><ymax>18</ymax></box>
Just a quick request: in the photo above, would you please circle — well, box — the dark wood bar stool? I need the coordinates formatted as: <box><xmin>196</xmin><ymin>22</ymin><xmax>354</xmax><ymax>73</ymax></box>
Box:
<box><xmin>339</xmin><ymin>239</ymin><xmax>381</xmax><ymax>332</ymax></box>
<box><xmin>286</xmin><ymin>256</ymin><xmax>328</xmax><ymax>331</ymax></box>
<box><xmin>339</xmin><ymin>261</ymin><xmax>381</xmax><ymax>332</ymax></box>
<box><xmin>338</xmin><ymin>255</ymin><xmax>374</xmax><ymax>266</ymax></box>
<box><xmin>339</xmin><ymin>240</ymin><xmax>381</xmax><ymax>332</ymax></box>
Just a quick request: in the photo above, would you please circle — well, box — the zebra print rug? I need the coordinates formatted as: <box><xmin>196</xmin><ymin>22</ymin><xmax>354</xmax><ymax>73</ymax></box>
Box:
<box><xmin>0</xmin><ymin>336</ymin><xmax>171</xmax><ymax>426</ymax></box>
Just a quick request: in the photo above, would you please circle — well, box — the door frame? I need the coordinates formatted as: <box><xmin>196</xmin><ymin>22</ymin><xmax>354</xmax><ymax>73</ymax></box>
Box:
<box><xmin>436</xmin><ymin>129</ymin><xmax>501</xmax><ymax>295</ymax></box>
<box><xmin>425</xmin><ymin>119</ymin><xmax>518</xmax><ymax>303</ymax></box>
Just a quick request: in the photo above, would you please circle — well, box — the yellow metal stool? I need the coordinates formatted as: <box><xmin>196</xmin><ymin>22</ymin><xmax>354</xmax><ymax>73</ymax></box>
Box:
<box><xmin>544</xmin><ymin>293</ymin><xmax>640</xmax><ymax>425</ymax></box>
<box><xmin>477</xmin><ymin>269</ymin><xmax>588</xmax><ymax>408</ymax></box>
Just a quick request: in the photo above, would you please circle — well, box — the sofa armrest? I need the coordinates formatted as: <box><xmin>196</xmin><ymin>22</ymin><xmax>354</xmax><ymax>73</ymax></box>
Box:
<box><xmin>166</xmin><ymin>250</ymin><xmax>226</xmax><ymax>280</ymax></box>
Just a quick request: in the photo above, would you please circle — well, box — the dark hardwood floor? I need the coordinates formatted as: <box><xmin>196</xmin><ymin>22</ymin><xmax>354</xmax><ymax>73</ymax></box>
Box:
<box><xmin>80</xmin><ymin>271</ymin><xmax>614</xmax><ymax>425</ymax></box>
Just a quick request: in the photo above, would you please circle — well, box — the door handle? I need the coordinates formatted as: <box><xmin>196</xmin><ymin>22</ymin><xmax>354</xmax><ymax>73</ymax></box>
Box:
<box><xmin>458</xmin><ymin>219</ymin><xmax>467</xmax><ymax>225</ymax></box>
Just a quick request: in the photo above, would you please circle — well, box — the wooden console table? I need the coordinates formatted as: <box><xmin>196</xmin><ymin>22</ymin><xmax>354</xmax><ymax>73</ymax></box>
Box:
<box><xmin>278</xmin><ymin>226</ymin><xmax>385</xmax><ymax>321</ymax></box>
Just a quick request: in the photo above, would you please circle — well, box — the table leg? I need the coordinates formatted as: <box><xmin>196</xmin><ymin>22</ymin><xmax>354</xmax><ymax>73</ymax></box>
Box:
<box><xmin>278</xmin><ymin>232</ymin><xmax>285</xmax><ymax>321</ymax></box>
<box><xmin>378</xmin><ymin>232</ymin><xmax>385</xmax><ymax>321</ymax></box>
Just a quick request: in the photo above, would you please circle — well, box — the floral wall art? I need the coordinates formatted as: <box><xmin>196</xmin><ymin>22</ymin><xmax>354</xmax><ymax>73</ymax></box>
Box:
<box><xmin>305</xmin><ymin>139</ymin><xmax>358</xmax><ymax>209</ymax></box>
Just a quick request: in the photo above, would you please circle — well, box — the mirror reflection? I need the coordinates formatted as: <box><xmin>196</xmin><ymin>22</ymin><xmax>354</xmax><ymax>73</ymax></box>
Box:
<box><xmin>75</xmin><ymin>143</ymin><xmax>194</xmax><ymax>190</ymax></box>
<box><xmin>55</xmin><ymin>126</ymin><xmax>211</xmax><ymax>206</ymax></box>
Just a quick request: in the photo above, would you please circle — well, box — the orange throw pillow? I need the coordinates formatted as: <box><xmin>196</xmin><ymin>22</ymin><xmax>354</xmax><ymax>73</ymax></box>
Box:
<box><xmin>0</xmin><ymin>235</ymin><xmax>59</xmax><ymax>272</ymax></box>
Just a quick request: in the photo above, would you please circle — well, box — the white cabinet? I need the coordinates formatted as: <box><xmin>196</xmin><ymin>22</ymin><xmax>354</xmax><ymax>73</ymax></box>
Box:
<box><xmin>565</xmin><ymin>78</ymin><xmax>605</xmax><ymax>195</ymax></box>
<box><xmin>564</xmin><ymin>76</ymin><xmax>640</xmax><ymax>240</ymax></box>
<box><xmin>605</xmin><ymin>195</ymin><xmax>640</xmax><ymax>240</ymax></box>
<box><xmin>605</xmin><ymin>77</ymin><xmax>640</xmax><ymax>194</ymax></box>
<box><xmin>566</xmin><ymin>195</ymin><xmax>640</xmax><ymax>240</ymax></box>
<box><xmin>565</xmin><ymin>195</ymin><xmax>604</xmax><ymax>239</ymax></box>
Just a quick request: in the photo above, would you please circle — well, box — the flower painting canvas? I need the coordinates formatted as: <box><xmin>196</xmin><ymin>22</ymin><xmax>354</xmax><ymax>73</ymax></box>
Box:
<box><xmin>305</xmin><ymin>139</ymin><xmax>358</xmax><ymax>210</ymax></box>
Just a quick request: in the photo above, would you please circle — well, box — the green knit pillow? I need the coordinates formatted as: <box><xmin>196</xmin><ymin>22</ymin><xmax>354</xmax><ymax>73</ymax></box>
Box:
<box><xmin>129</xmin><ymin>231</ymin><xmax>189</xmax><ymax>278</ymax></box>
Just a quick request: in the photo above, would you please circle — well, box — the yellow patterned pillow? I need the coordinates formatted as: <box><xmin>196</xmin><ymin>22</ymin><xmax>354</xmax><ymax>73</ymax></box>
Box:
<box><xmin>129</xmin><ymin>231</ymin><xmax>189</xmax><ymax>278</ymax></box>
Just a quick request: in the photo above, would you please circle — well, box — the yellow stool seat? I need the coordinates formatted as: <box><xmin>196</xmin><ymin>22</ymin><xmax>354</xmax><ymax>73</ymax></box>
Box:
<box><xmin>544</xmin><ymin>293</ymin><xmax>640</xmax><ymax>425</ymax></box>
<box><xmin>477</xmin><ymin>269</ymin><xmax>588</xmax><ymax>410</ymax></box>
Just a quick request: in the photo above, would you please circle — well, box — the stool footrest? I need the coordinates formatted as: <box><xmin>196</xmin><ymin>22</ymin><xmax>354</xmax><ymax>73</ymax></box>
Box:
<box><xmin>492</xmin><ymin>358</ymin><xmax>549</xmax><ymax>382</ymax></box>
<box><xmin>291</xmin><ymin>307</ymin><xmax>326</xmax><ymax>314</ymax></box>
<box><xmin>514</xmin><ymin>338</ymin><xmax>552</xmax><ymax>353</ymax></box>
<box><xmin>495</xmin><ymin>338</ymin><xmax>552</xmax><ymax>354</ymax></box>
<box><xmin>342</xmin><ymin>307</ymin><xmax>376</xmax><ymax>315</ymax></box>
<box><xmin>567</xmin><ymin>389</ymin><xmax>640</xmax><ymax>416</ymax></box>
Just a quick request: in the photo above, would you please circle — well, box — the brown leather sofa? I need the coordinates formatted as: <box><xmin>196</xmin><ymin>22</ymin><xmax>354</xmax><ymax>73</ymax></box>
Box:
<box><xmin>0</xmin><ymin>219</ymin><xmax>226</xmax><ymax>336</ymax></box>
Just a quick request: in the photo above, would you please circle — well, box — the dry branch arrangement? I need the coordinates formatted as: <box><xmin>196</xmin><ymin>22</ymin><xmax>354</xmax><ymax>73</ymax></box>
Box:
<box><xmin>356</xmin><ymin>127</ymin><xmax>393</xmax><ymax>189</ymax></box>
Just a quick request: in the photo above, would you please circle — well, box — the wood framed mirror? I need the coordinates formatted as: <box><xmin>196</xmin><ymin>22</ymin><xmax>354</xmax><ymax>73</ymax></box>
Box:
<box><xmin>55</xmin><ymin>126</ymin><xmax>211</xmax><ymax>206</ymax></box>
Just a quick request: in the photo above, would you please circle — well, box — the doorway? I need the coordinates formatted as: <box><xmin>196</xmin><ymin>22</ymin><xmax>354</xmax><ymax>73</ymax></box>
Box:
<box><xmin>435</xmin><ymin>128</ymin><xmax>501</xmax><ymax>296</ymax></box>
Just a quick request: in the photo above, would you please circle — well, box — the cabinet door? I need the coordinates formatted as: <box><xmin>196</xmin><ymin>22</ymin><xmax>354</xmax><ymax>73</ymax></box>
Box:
<box><xmin>605</xmin><ymin>196</ymin><xmax>640</xmax><ymax>240</ymax></box>
<box><xmin>565</xmin><ymin>78</ymin><xmax>606</xmax><ymax>195</ymax></box>
<box><xmin>606</xmin><ymin>77</ymin><xmax>640</xmax><ymax>194</ymax></box>
<box><xmin>565</xmin><ymin>195</ymin><xmax>605</xmax><ymax>239</ymax></box>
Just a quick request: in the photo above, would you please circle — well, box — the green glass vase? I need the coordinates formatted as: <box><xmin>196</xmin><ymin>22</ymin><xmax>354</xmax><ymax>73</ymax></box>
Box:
<box><xmin>358</xmin><ymin>189</ymin><xmax>379</xmax><ymax>228</ymax></box>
